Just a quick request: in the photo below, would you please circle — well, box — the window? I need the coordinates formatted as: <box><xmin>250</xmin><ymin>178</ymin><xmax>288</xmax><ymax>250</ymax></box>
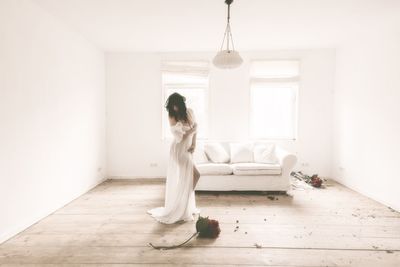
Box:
<box><xmin>162</xmin><ymin>61</ymin><xmax>209</xmax><ymax>139</ymax></box>
<box><xmin>250</xmin><ymin>60</ymin><xmax>299</xmax><ymax>139</ymax></box>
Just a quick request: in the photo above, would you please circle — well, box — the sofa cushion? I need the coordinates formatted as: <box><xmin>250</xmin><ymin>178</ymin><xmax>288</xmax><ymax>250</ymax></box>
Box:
<box><xmin>193</xmin><ymin>145</ymin><xmax>209</xmax><ymax>164</ymax></box>
<box><xmin>230</xmin><ymin>142</ymin><xmax>254</xmax><ymax>163</ymax></box>
<box><xmin>196</xmin><ymin>163</ymin><xmax>233</xmax><ymax>175</ymax></box>
<box><xmin>204</xmin><ymin>142</ymin><xmax>230</xmax><ymax>163</ymax></box>
<box><xmin>253</xmin><ymin>144</ymin><xmax>277</xmax><ymax>164</ymax></box>
<box><xmin>232</xmin><ymin>163</ymin><xmax>281</xmax><ymax>175</ymax></box>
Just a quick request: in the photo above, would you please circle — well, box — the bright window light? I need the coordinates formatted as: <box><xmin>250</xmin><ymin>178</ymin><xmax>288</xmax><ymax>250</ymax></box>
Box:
<box><xmin>250</xmin><ymin>60</ymin><xmax>299</xmax><ymax>140</ymax></box>
<box><xmin>250</xmin><ymin>83</ymin><xmax>298</xmax><ymax>139</ymax></box>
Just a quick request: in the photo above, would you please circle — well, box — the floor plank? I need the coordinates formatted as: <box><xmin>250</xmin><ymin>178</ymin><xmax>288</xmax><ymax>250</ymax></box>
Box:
<box><xmin>1</xmin><ymin>246</ymin><xmax>400</xmax><ymax>266</ymax></box>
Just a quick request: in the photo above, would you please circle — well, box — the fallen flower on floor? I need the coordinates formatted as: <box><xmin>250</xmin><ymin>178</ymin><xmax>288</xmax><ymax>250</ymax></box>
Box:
<box><xmin>291</xmin><ymin>171</ymin><xmax>324</xmax><ymax>188</ymax></box>
<box><xmin>149</xmin><ymin>215</ymin><xmax>221</xmax><ymax>250</ymax></box>
<box><xmin>196</xmin><ymin>215</ymin><xmax>221</xmax><ymax>238</ymax></box>
<box><xmin>310</xmin><ymin>175</ymin><xmax>323</xmax><ymax>188</ymax></box>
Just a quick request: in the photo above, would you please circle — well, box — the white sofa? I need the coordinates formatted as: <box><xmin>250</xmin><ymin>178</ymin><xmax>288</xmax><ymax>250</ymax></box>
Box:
<box><xmin>193</xmin><ymin>142</ymin><xmax>297</xmax><ymax>192</ymax></box>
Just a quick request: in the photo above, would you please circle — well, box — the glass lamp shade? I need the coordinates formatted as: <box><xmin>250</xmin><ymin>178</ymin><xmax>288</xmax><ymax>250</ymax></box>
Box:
<box><xmin>212</xmin><ymin>50</ymin><xmax>243</xmax><ymax>69</ymax></box>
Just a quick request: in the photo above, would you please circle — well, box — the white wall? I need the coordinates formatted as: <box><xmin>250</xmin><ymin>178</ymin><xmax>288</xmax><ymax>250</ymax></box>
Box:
<box><xmin>0</xmin><ymin>0</ymin><xmax>106</xmax><ymax>243</ymax></box>
<box><xmin>106</xmin><ymin>50</ymin><xmax>335</xmax><ymax>179</ymax></box>
<box><xmin>333</xmin><ymin>33</ymin><xmax>400</xmax><ymax>211</ymax></box>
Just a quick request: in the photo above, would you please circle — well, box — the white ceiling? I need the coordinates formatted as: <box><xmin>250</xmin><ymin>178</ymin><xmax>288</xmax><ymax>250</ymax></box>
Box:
<box><xmin>33</xmin><ymin>0</ymin><xmax>400</xmax><ymax>52</ymax></box>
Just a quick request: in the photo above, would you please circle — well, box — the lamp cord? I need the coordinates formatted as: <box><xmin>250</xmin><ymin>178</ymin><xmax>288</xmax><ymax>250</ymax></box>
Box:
<box><xmin>219</xmin><ymin>1</ymin><xmax>236</xmax><ymax>52</ymax></box>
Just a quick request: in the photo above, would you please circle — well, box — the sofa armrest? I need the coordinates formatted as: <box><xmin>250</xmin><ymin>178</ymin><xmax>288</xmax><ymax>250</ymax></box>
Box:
<box><xmin>275</xmin><ymin>146</ymin><xmax>297</xmax><ymax>177</ymax></box>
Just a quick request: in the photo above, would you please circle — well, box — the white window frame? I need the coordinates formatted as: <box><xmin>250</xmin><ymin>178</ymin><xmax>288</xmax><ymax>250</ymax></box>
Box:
<box><xmin>249</xmin><ymin>60</ymin><xmax>300</xmax><ymax>140</ymax></box>
<box><xmin>161</xmin><ymin>71</ymin><xmax>209</xmax><ymax>141</ymax></box>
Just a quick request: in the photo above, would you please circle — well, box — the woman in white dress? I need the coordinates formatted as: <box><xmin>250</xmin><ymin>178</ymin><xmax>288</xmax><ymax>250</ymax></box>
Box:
<box><xmin>147</xmin><ymin>93</ymin><xmax>201</xmax><ymax>224</ymax></box>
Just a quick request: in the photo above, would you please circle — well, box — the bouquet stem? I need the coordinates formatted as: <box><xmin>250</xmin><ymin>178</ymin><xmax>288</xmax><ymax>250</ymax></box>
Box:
<box><xmin>149</xmin><ymin>232</ymin><xmax>199</xmax><ymax>250</ymax></box>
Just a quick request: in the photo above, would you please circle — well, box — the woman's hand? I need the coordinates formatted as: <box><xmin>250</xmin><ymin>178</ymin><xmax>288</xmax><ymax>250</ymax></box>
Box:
<box><xmin>188</xmin><ymin>145</ymin><xmax>195</xmax><ymax>153</ymax></box>
<box><xmin>182</xmin><ymin>122</ymin><xmax>197</xmax><ymax>140</ymax></box>
<box><xmin>185</xmin><ymin>122</ymin><xmax>197</xmax><ymax>135</ymax></box>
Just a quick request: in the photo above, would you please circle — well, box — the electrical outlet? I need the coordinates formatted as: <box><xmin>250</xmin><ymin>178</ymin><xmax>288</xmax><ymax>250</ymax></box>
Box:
<box><xmin>150</xmin><ymin>163</ymin><xmax>158</xmax><ymax>167</ymax></box>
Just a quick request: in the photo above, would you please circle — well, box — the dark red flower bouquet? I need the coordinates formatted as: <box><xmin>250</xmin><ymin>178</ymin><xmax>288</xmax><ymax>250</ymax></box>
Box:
<box><xmin>149</xmin><ymin>215</ymin><xmax>221</xmax><ymax>250</ymax></box>
<box><xmin>196</xmin><ymin>215</ymin><xmax>221</xmax><ymax>238</ymax></box>
<box><xmin>310</xmin><ymin>174</ymin><xmax>323</xmax><ymax>188</ymax></box>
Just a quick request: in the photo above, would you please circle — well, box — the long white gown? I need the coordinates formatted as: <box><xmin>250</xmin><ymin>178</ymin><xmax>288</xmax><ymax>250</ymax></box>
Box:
<box><xmin>147</xmin><ymin>109</ymin><xmax>200</xmax><ymax>224</ymax></box>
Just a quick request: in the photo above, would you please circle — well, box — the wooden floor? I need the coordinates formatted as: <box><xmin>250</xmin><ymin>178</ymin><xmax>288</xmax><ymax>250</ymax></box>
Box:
<box><xmin>0</xmin><ymin>179</ymin><xmax>399</xmax><ymax>266</ymax></box>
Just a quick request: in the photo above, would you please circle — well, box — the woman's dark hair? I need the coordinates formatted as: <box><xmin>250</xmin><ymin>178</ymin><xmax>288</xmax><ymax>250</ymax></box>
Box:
<box><xmin>165</xmin><ymin>92</ymin><xmax>188</xmax><ymax>122</ymax></box>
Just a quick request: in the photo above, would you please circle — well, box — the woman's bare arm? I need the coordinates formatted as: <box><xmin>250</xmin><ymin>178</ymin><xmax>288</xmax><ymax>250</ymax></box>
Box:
<box><xmin>188</xmin><ymin>132</ymin><xmax>197</xmax><ymax>153</ymax></box>
<box><xmin>187</xmin><ymin>109</ymin><xmax>197</xmax><ymax>152</ymax></box>
<box><xmin>192</xmin><ymin>132</ymin><xmax>197</xmax><ymax>147</ymax></box>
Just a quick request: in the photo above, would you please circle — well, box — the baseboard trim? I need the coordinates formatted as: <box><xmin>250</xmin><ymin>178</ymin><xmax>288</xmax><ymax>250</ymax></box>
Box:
<box><xmin>107</xmin><ymin>177</ymin><xmax>166</xmax><ymax>183</ymax></box>
<box><xmin>0</xmin><ymin>176</ymin><xmax>107</xmax><ymax>244</ymax></box>
<box><xmin>107</xmin><ymin>176</ymin><xmax>166</xmax><ymax>180</ymax></box>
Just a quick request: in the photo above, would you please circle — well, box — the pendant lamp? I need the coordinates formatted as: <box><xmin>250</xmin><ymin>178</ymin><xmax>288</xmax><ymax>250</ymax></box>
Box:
<box><xmin>213</xmin><ymin>0</ymin><xmax>243</xmax><ymax>69</ymax></box>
